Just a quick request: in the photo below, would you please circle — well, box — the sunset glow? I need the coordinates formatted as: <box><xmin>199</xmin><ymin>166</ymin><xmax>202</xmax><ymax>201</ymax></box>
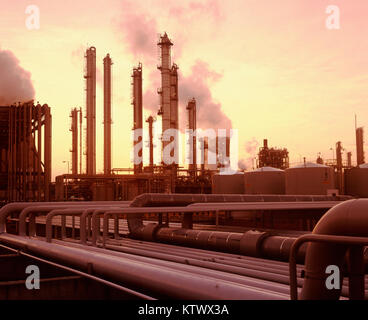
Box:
<box><xmin>1</xmin><ymin>0</ymin><xmax>367</xmax><ymax>179</ymax></box>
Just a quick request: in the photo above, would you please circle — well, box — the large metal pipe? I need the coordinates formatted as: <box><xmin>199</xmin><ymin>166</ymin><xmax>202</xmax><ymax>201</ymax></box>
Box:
<box><xmin>98</xmin><ymin>205</ymin><xmax>308</xmax><ymax>262</ymax></box>
<box><xmin>127</xmin><ymin>193</ymin><xmax>352</xmax><ymax>238</ymax></box>
<box><xmin>299</xmin><ymin>199</ymin><xmax>368</xmax><ymax>300</ymax></box>
<box><xmin>0</xmin><ymin>233</ymin><xmax>287</xmax><ymax>299</ymax></box>
<box><xmin>155</xmin><ymin>227</ymin><xmax>306</xmax><ymax>262</ymax></box>
<box><xmin>54</xmin><ymin>238</ymin><xmax>294</xmax><ymax>296</ymax></box>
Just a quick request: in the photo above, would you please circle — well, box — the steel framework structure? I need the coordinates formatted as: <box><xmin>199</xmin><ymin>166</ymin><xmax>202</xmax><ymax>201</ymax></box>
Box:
<box><xmin>0</xmin><ymin>102</ymin><xmax>51</xmax><ymax>202</ymax></box>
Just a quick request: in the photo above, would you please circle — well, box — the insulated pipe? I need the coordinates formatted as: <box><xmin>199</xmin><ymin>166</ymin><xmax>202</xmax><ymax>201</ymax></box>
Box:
<box><xmin>54</xmin><ymin>238</ymin><xmax>294</xmax><ymax>296</ymax></box>
<box><xmin>96</xmin><ymin>207</ymin><xmax>308</xmax><ymax>262</ymax></box>
<box><xmin>300</xmin><ymin>199</ymin><xmax>368</xmax><ymax>300</ymax></box>
<box><xmin>155</xmin><ymin>227</ymin><xmax>306</xmax><ymax>263</ymax></box>
<box><xmin>127</xmin><ymin>193</ymin><xmax>352</xmax><ymax>238</ymax></box>
<box><xmin>0</xmin><ymin>233</ymin><xmax>288</xmax><ymax>299</ymax></box>
<box><xmin>102</xmin><ymin>237</ymin><xmax>367</xmax><ymax>297</ymax></box>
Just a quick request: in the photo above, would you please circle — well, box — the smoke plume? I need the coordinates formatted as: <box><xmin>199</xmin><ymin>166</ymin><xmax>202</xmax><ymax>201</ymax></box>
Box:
<box><xmin>0</xmin><ymin>49</ymin><xmax>35</xmax><ymax>105</ymax></box>
<box><xmin>238</xmin><ymin>138</ymin><xmax>259</xmax><ymax>170</ymax></box>
<box><xmin>114</xmin><ymin>0</ymin><xmax>231</xmax><ymax>130</ymax></box>
<box><xmin>179</xmin><ymin>60</ymin><xmax>231</xmax><ymax>130</ymax></box>
<box><xmin>115</xmin><ymin>1</ymin><xmax>158</xmax><ymax>65</ymax></box>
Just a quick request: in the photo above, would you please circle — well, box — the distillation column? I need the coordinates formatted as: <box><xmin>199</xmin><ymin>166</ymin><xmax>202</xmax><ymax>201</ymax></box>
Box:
<box><xmin>44</xmin><ymin>104</ymin><xmax>52</xmax><ymax>201</ymax></box>
<box><xmin>157</xmin><ymin>34</ymin><xmax>179</xmax><ymax>157</ymax></box>
<box><xmin>157</xmin><ymin>33</ymin><xmax>179</xmax><ymax>191</ymax></box>
<box><xmin>216</xmin><ymin>133</ymin><xmax>231</xmax><ymax>169</ymax></box>
<box><xmin>146</xmin><ymin>115</ymin><xmax>155</xmax><ymax>171</ymax></box>
<box><xmin>336</xmin><ymin>141</ymin><xmax>343</xmax><ymax>193</ymax></box>
<box><xmin>79</xmin><ymin>107</ymin><xmax>83</xmax><ymax>174</ymax></box>
<box><xmin>356</xmin><ymin>127</ymin><xmax>365</xmax><ymax>165</ymax></box>
<box><xmin>132</xmin><ymin>63</ymin><xmax>143</xmax><ymax>174</ymax></box>
<box><xmin>186</xmin><ymin>98</ymin><xmax>197</xmax><ymax>177</ymax></box>
<box><xmin>157</xmin><ymin>33</ymin><xmax>173</xmax><ymax>144</ymax></box>
<box><xmin>347</xmin><ymin>152</ymin><xmax>352</xmax><ymax>168</ymax></box>
<box><xmin>104</xmin><ymin>54</ymin><xmax>113</xmax><ymax>175</ymax></box>
<box><xmin>170</xmin><ymin>63</ymin><xmax>179</xmax><ymax>134</ymax></box>
<box><xmin>70</xmin><ymin>108</ymin><xmax>79</xmax><ymax>175</ymax></box>
<box><xmin>85</xmin><ymin>47</ymin><xmax>96</xmax><ymax>175</ymax></box>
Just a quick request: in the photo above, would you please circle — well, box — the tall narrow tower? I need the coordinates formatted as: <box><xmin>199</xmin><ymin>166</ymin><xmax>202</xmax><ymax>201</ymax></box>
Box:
<box><xmin>170</xmin><ymin>63</ymin><xmax>179</xmax><ymax>132</ymax></box>
<box><xmin>103</xmin><ymin>54</ymin><xmax>113</xmax><ymax>175</ymax></box>
<box><xmin>216</xmin><ymin>131</ymin><xmax>231</xmax><ymax>169</ymax></box>
<box><xmin>79</xmin><ymin>107</ymin><xmax>83</xmax><ymax>174</ymax></box>
<box><xmin>146</xmin><ymin>115</ymin><xmax>155</xmax><ymax>171</ymax></box>
<box><xmin>157</xmin><ymin>33</ymin><xmax>179</xmax><ymax>164</ymax></box>
<box><xmin>347</xmin><ymin>151</ymin><xmax>352</xmax><ymax>167</ymax></box>
<box><xmin>132</xmin><ymin>63</ymin><xmax>143</xmax><ymax>174</ymax></box>
<box><xmin>336</xmin><ymin>141</ymin><xmax>343</xmax><ymax>193</ymax></box>
<box><xmin>85</xmin><ymin>47</ymin><xmax>96</xmax><ymax>175</ymax></box>
<box><xmin>356</xmin><ymin>127</ymin><xmax>365</xmax><ymax>165</ymax></box>
<box><xmin>70</xmin><ymin>108</ymin><xmax>79</xmax><ymax>175</ymax></box>
<box><xmin>186</xmin><ymin>98</ymin><xmax>197</xmax><ymax>177</ymax></box>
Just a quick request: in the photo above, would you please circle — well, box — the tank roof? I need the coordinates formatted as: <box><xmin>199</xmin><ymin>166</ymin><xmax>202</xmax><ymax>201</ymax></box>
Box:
<box><xmin>252</xmin><ymin>166</ymin><xmax>284</xmax><ymax>172</ymax></box>
<box><xmin>216</xmin><ymin>171</ymin><xmax>244</xmax><ymax>176</ymax></box>
<box><xmin>289</xmin><ymin>162</ymin><xmax>329</xmax><ymax>169</ymax></box>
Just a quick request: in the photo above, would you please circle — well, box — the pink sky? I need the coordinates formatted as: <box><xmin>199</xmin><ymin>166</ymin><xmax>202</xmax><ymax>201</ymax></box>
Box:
<box><xmin>1</xmin><ymin>0</ymin><xmax>368</xmax><ymax>178</ymax></box>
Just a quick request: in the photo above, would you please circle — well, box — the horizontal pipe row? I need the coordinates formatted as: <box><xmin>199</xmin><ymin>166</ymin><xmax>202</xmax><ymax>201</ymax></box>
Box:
<box><xmin>0</xmin><ymin>233</ymin><xmax>288</xmax><ymax>299</ymax></box>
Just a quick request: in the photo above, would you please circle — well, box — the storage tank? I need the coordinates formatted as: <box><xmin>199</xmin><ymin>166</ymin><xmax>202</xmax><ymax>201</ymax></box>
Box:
<box><xmin>212</xmin><ymin>172</ymin><xmax>244</xmax><ymax>194</ymax></box>
<box><xmin>285</xmin><ymin>162</ymin><xmax>335</xmax><ymax>195</ymax></box>
<box><xmin>244</xmin><ymin>167</ymin><xmax>285</xmax><ymax>194</ymax></box>
<box><xmin>345</xmin><ymin>163</ymin><xmax>368</xmax><ymax>197</ymax></box>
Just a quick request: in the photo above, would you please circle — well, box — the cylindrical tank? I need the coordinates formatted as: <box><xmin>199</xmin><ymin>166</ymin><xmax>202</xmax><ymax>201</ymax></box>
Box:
<box><xmin>285</xmin><ymin>162</ymin><xmax>335</xmax><ymax>195</ymax></box>
<box><xmin>244</xmin><ymin>167</ymin><xmax>285</xmax><ymax>194</ymax></box>
<box><xmin>212</xmin><ymin>172</ymin><xmax>244</xmax><ymax>194</ymax></box>
<box><xmin>345</xmin><ymin>163</ymin><xmax>368</xmax><ymax>197</ymax></box>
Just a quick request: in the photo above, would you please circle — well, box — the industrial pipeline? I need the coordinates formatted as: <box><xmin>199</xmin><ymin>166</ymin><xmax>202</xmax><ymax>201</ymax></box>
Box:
<box><xmin>1</xmin><ymin>195</ymin><xmax>368</xmax><ymax>300</ymax></box>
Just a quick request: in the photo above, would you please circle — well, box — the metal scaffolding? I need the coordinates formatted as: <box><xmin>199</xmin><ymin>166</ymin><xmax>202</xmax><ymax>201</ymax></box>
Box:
<box><xmin>0</xmin><ymin>102</ymin><xmax>52</xmax><ymax>202</ymax></box>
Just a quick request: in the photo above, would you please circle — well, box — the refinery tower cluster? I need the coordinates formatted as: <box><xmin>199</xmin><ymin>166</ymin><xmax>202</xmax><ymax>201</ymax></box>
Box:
<box><xmin>0</xmin><ymin>33</ymin><xmax>367</xmax><ymax>203</ymax></box>
<box><xmin>63</xmin><ymin>32</ymin><xmax>231</xmax><ymax>201</ymax></box>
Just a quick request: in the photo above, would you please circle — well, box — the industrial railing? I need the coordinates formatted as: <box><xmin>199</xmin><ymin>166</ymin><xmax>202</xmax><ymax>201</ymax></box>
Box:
<box><xmin>289</xmin><ymin>233</ymin><xmax>368</xmax><ymax>300</ymax></box>
<box><xmin>1</xmin><ymin>195</ymin><xmax>366</xmax><ymax>300</ymax></box>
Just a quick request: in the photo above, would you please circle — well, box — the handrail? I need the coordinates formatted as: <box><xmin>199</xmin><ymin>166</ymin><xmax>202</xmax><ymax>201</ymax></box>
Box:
<box><xmin>0</xmin><ymin>201</ymin><xmax>130</xmax><ymax>233</ymax></box>
<box><xmin>45</xmin><ymin>209</ymin><xmax>88</xmax><ymax>242</ymax></box>
<box><xmin>289</xmin><ymin>233</ymin><xmax>368</xmax><ymax>300</ymax></box>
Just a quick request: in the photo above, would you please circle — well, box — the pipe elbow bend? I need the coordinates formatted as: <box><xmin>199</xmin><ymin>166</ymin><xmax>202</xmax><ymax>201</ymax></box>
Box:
<box><xmin>301</xmin><ymin>199</ymin><xmax>368</xmax><ymax>300</ymax></box>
